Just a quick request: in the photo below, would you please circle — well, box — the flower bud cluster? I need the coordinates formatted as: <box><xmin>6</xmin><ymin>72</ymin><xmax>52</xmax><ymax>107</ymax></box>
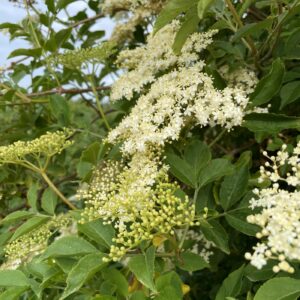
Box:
<box><xmin>0</xmin><ymin>128</ymin><xmax>73</xmax><ymax>163</ymax></box>
<box><xmin>54</xmin><ymin>42</ymin><xmax>116</xmax><ymax>69</ymax></box>
<box><xmin>78</xmin><ymin>151</ymin><xmax>196</xmax><ymax>261</ymax></box>
<box><xmin>3</xmin><ymin>215</ymin><xmax>71</xmax><ymax>270</ymax></box>
<box><xmin>245</xmin><ymin>143</ymin><xmax>300</xmax><ymax>273</ymax></box>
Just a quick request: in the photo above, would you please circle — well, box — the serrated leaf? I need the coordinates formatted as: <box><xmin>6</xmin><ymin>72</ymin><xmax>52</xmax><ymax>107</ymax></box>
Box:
<box><xmin>102</xmin><ymin>269</ymin><xmax>128</xmax><ymax>297</ymax></box>
<box><xmin>128</xmin><ymin>246</ymin><xmax>156</xmax><ymax>292</ymax></box>
<box><xmin>201</xmin><ymin>219</ymin><xmax>229</xmax><ymax>254</ymax></box>
<box><xmin>173</xmin><ymin>7</ymin><xmax>199</xmax><ymax>54</ymax></box>
<box><xmin>220</xmin><ymin>166</ymin><xmax>249</xmax><ymax>211</ymax></box>
<box><xmin>27</xmin><ymin>182</ymin><xmax>39</xmax><ymax>212</ymax></box>
<box><xmin>280</xmin><ymin>81</ymin><xmax>300</xmax><ymax>108</ymax></box>
<box><xmin>243</xmin><ymin>113</ymin><xmax>300</xmax><ymax>134</ymax></box>
<box><xmin>176</xmin><ymin>252</ymin><xmax>209</xmax><ymax>272</ymax></box>
<box><xmin>40</xmin><ymin>236</ymin><xmax>98</xmax><ymax>260</ymax></box>
<box><xmin>78</xmin><ymin>219</ymin><xmax>115</xmax><ymax>248</ymax></box>
<box><xmin>0</xmin><ymin>211</ymin><xmax>34</xmax><ymax>225</ymax></box>
<box><xmin>154</xmin><ymin>0</ymin><xmax>198</xmax><ymax>33</ymax></box>
<box><xmin>197</xmin><ymin>0</ymin><xmax>215</xmax><ymax>19</ymax></box>
<box><xmin>254</xmin><ymin>277</ymin><xmax>300</xmax><ymax>300</ymax></box>
<box><xmin>250</xmin><ymin>58</ymin><xmax>285</xmax><ymax>106</ymax></box>
<box><xmin>60</xmin><ymin>253</ymin><xmax>106</xmax><ymax>299</ymax></box>
<box><xmin>198</xmin><ymin>159</ymin><xmax>234</xmax><ymax>188</ymax></box>
<box><xmin>0</xmin><ymin>270</ymin><xmax>29</xmax><ymax>287</ymax></box>
<box><xmin>216</xmin><ymin>265</ymin><xmax>245</xmax><ymax>300</ymax></box>
<box><xmin>41</xmin><ymin>187</ymin><xmax>57</xmax><ymax>215</ymax></box>
<box><xmin>155</xmin><ymin>272</ymin><xmax>182</xmax><ymax>300</ymax></box>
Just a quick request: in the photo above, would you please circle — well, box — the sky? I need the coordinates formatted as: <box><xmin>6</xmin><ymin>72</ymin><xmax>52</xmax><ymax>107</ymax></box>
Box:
<box><xmin>0</xmin><ymin>0</ymin><xmax>114</xmax><ymax>67</ymax></box>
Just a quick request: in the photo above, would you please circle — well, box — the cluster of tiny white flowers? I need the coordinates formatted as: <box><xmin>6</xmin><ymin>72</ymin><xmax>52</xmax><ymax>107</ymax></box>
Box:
<box><xmin>78</xmin><ymin>151</ymin><xmax>196</xmax><ymax>261</ymax></box>
<box><xmin>180</xmin><ymin>230</ymin><xmax>214</xmax><ymax>263</ymax></box>
<box><xmin>0</xmin><ymin>128</ymin><xmax>73</xmax><ymax>163</ymax></box>
<box><xmin>107</xmin><ymin>22</ymin><xmax>258</xmax><ymax>154</ymax></box>
<box><xmin>245</xmin><ymin>142</ymin><xmax>300</xmax><ymax>273</ymax></box>
<box><xmin>101</xmin><ymin>0</ymin><xmax>165</xmax><ymax>42</ymax></box>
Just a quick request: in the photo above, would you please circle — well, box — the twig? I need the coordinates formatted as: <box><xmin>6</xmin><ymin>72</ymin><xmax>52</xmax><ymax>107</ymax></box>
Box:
<box><xmin>69</xmin><ymin>12</ymin><xmax>105</xmax><ymax>28</ymax></box>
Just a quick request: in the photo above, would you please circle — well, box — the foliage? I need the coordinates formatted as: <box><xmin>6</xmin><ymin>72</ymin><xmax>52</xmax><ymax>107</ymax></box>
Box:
<box><xmin>0</xmin><ymin>0</ymin><xmax>300</xmax><ymax>299</ymax></box>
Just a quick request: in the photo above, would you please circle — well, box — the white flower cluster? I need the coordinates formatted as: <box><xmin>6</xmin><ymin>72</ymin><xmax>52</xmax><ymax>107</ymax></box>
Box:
<box><xmin>108</xmin><ymin>22</ymin><xmax>258</xmax><ymax>155</ymax></box>
<box><xmin>245</xmin><ymin>142</ymin><xmax>300</xmax><ymax>273</ymax></box>
<box><xmin>101</xmin><ymin>0</ymin><xmax>165</xmax><ymax>42</ymax></box>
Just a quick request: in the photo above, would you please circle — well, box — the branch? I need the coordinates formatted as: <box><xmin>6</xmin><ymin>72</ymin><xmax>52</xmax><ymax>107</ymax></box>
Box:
<box><xmin>69</xmin><ymin>12</ymin><xmax>105</xmax><ymax>28</ymax></box>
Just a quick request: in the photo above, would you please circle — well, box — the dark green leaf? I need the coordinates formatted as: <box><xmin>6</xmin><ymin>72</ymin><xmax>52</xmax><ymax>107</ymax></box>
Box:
<box><xmin>176</xmin><ymin>252</ymin><xmax>209</xmax><ymax>272</ymax></box>
<box><xmin>40</xmin><ymin>236</ymin><xmax>98</xmax><ymax>260</ymax></box>
<box><xmin>254</xmin><ymin>277</ymin><xmax>300</xmax><ymax>300</ymax></box>
<box><xmin>8</xmin><ymin>48</ymin><xmax>42</xmax><ymax>59</ymax></box>
<box><xmin>285</xmin><ymin>28</ymin><xmax>300</xmax><ymax>59</ymax></box>
<box><xmin>0</xmin><ymin>287</ymin><xmax>27</xmax><ymax>300</ymax></box>
<box><xmin>102</xmin><ymin>268</ymin><xmax>128</xmax><ymax>297</ymax></box>
<box><xmin>0</xmin><ymin>270</ymin><xmax>29</xmax><ymax>287</ymax></box>
<box><xmin>0</xmin><ymin>211</ymin><xmax>34</xmax><ymax>225</ymax></box>
<box><xmin>154</xmin><ymin>0</ymin><xmax>198</xmax><ymax>33</ymax></box>
<box><xmin>243</xmin><ymin>113</ymin><xmax>300</xmax><ymax>134</ymax></box>
<box><xmin>173</xmin><ymin>7</ymin><xmax>199</xmax><ymax>54</ymax></box>
<box><xmin>61</xmin><ymin>253</ymin><xmax>106</xmax><ymax>299</ymax></box>
<box><xmin>201</xmin><ymin>220</ymin><xmax>230</xmax><ymax>254</ymax></box>
<box><xmin>216</xmin><ymin>265</ymin><xmax>245</xmax><ymax>300</ymax></box>
<box><xmin>280</xmin><ymin>81</ymin><xmax>300</xmax><ymax>108</ymax></box>
<box><xmin>128</xmin><ymin>246</ymin><xmax>156</xmax><ymax>292</ymax></box>
<box><xmin>27</xmin><ymin>182</ymin><xmax>39</xmax><ymax>212</ymax></box>
<box><xmin>198</xmin><ymin>0</ymin><xmax>215</xmax><ymax>19</ymax></box>
<box><xmin>41</xmin><ymin>187</ymin><xmax>57</xmax><ymax>215</ymax></box>
<box><xmin>155</xmin><ymin>272</ymin><xmax>182</xmax><ymax>300</ymax></box>
<box><xmin>251</xmin><ymin>58</ymin><xmax>285</xmax><ymax>106</ymax></box>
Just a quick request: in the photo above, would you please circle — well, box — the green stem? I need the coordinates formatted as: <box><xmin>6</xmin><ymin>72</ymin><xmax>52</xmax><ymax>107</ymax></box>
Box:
<box><xmin>208</xmin><ymin>128</ymin><xmax>227</xmax><ymax>148</ymax></box>
<box><xmin>40</xmin><ymin>171</ymin><xmax>76</xmax><ymax>210</ymax></box>
<box><xmin>89</xmin><ymin>75</ymin><xmax>111</xmax><ymax>130</ymax></box>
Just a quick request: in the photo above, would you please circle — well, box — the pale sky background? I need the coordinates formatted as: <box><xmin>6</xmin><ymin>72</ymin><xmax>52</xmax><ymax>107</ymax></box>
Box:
<box><xmin>0</xmin><ymin>0</ymin><xmax>114</xmax><ymax>68</ymax></box>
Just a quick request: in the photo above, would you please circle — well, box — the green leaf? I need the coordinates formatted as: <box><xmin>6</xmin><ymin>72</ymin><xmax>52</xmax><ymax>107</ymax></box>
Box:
<box><xmin>10</xmin><ymin>215</ymin><xmax>50</xmax><ymax>241</ymax></box>
<box><xmin>128</xmin><ymin>246</ymin><xmax>156</xmax><ymax>292</ymax></box>
<box><xmin>243</xmin><ymin>113</ymin><xmax>300</xmax><ymax>134</ymax></box>
<box><xmin>27</xmin><ymin>182</ymin><xmax>39</xmax><ymax>212</ymax></box>
<box><xmin>201</xmin><ymin>219</ymin><xmax>229</xmax><ymax>254</ymax></box>
<box><xmin>220</xmin><ymin>166</ymin><xmax>249</xmax><ymax>211</ymax></box>
<box><xmin>40</xmin><ymin>236</ymin><xmax>98</xmax><ymax>260</ymax></box>
<box><xmin>45</xmin><ymin>0</ymin><xmax>56</xmax><ymax>13</ymax></box>
<box><xmin>155</xmin><ymin>272</ymin><xmax>182</xmax><ymax>300</ymax></box>
<box><xmin>78</xmin><ymin>219</ymin><xmax>115</xmax><ymax>248</ymax></box>
<box><xmin>245</xmin><ymin>262</ymin><xmax>276</xmax><ymax>282</ymax></box>
<box><xmin>49</xmin><ymin>95</ymin><xmax>70</xmax><ymax>126</ymax></box>
<box><xmin>57</xmin><ymin>0</ymin><xmax>77</xmax><ymax>10</ymax></box>
<box><xmin>80</xmin><ymin>142</ymin><xmax>108</xmax><ymax>164</ymax></box>
<box><xmin>198</xmin><ymin>159</ymin><xmax>234</xmax><ymax>188</ymax></box>
<box><xmin>55</xmin><ymin>28</ymin><xmax>72</xmax><ymax>49</ymax></box>
<box><xmin>197</xmin><ymin>0</ymin><xmax>215</xmax><ymax>19</ymax></box>
<box><xmin>8</xmin><ymin>48</ymin><xmax>42</xmax><ymax>59</ymax></box>
<box><xmin>130</xmin><ymin>291</ymin><xmax>148</xmax><ymax>300</ymax></box>
<box><xmin>173</xmin><ymin>7</ymin><xmax>199</xmax><ymax>54</ymax></box>
<box><xmin>184</xmin><ymin>140</ymin><xmax>211</xmax><ymax>177</ymax></box>
<box><xmin>154</xmin><ymin>0</ymin><xmax>198</xmax><ymax>33</ymax></box>
<box><xmin>254</xmin><ymin>277</ymin><xmax>300</xmax><ymax>300</ymax></box>
<box><xmin>285</xmin><ymin>28</ymin><xmax>300</xmax><ymax>59</ymax></box>
<box><xmin>0</xmin><ymin>270</ymin><xmax>29</xmax><ymax>287</ymax></box>
<box><xmin>60</xmin><ymin>253</ymin><xmax>106</xmax><ymax>299</ymax></box>
<box><xmin>250</xmin><ymin>58</ymin><xmax>285</xmax><ymax>106</ymax></box>
<box><xmin>216</xmin><ymin>265</ymin><xmax>245</xmax><ymax>300</ymax></box>
<box><xmin>176</xmin><ymin>252</ymin><xmax>209</xmax><ymax>272</ymax></box>
<box><xmin>166</xmin><ymin>152</ymin><xmax>195</xmax><ymax>187</ymax></box>
<box><xmin>280</xmin><ymin>81</ymin><xmax>300</xmax><ymax>108</ymax></box>
<box><xmin>232</xmin><ymin>18</ymin><xmax>273</xmax><ymax>42</ymax></box>
<box><xmin>102</xmin><ymin>269</ymin><xmax>128</xmax><ymax>297</ymax></box>
<box><xmin>0</xmin><ymin>211</ymin><xmax>34</xmax><ymax>225</ymax></box>
<box><xmin>0</xmin><ymin>287</ymin><xmax>27</xmax><ymax>300</ymax></box>
<box><xmin>41</xmin><ymin>187</ymin><xmax>58</xmax><ymax>215</ymax></box>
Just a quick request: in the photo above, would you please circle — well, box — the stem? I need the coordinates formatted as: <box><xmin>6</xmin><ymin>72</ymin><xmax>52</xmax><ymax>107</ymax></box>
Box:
<box><xmin>225</xmin><ymin>0</ymin><xmax>259</xmax><ymax>68</ymax></box>
<box><xmin>40</xmin><ymin>171</ymin><xmax>76</xmax><ymax>210</ymax></box>
<box><xmin>208</xmin><ymin>128</ymin><xmax>227</xmax><ymax>148</ymax></box>
<box><xmin>89</xmin><ymin>76</ymin><xmax>111</xmax><ymax>130</ymax></box>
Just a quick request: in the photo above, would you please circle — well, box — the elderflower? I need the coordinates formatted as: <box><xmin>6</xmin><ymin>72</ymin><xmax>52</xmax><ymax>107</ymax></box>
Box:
<box><xmin>101</xmin><ymin>0</ymin><xmax>165</xmax><ymax>42</ymax></box>
<box><xmin>245</xmin><ymin>142</ymin><xmax>300</xmax><ymax>273</ymax></box>
<box><xmin>78</xmin><ymin>152</ymin><xmax>196</xmax><ymax>261</ymax></box>
<box><xmin>2</xmin><ymin>215</ymin><xmax>71</xmax><ymax>270</ymax></box>
<box><xmin>0</xmin><ymin>128</ymin><xmax>73</xmax><ymax>163</ymax></box>
<box><xmin>107</xmin><ymin>22</ymin><xmax>258</xmax><ymax>154</ymax></box>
